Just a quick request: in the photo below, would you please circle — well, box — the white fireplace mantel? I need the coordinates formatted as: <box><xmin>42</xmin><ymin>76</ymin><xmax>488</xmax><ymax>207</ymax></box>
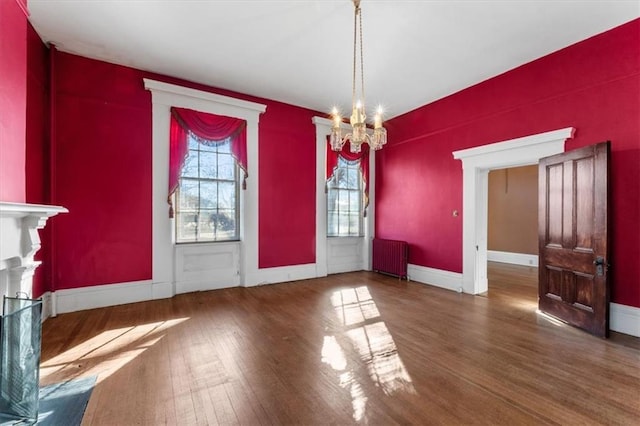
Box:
<box><xmin>0</xmin><ymin>202</ymin><xmax>68</xmax><ymax>300</ymax></box>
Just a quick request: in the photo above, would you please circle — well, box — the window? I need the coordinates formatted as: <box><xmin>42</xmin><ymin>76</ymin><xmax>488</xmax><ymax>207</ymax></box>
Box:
<box><xmin>175</xmin><ymin>135</ymin><xmax>239</xmax><ymax>243</ymax></box>
<box><xmin>327</xmin><ymin>156</ymin><xmax>363</xmax><ymax>237</ymax></box>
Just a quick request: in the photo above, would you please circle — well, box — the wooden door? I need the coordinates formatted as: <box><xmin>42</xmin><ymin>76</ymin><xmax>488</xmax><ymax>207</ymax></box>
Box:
<box><xmin>538</xmin><ymin>142</ymin><xmax>610</xmax><ymax>337</ymax></box>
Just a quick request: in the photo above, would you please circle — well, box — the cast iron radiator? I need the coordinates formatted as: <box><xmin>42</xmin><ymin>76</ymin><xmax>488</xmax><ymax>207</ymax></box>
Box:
<box><xmin>372</xmin><ymin>238</ymin><xmax>408</xmax><ymax>280</ymax></box>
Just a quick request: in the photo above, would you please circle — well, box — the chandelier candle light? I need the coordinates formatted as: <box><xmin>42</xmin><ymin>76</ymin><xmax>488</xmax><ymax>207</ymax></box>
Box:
<box><xmin>330</xmin><ymin>0</ymin><xmax>387</xmax><ymax>153</ymax></box>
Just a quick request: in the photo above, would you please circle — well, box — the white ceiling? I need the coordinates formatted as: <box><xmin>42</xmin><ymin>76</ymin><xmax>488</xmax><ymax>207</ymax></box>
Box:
<box><xmin>28</xmin><ymin>0</ymin><xmax>639</xmax><ymax>119</ymax></box>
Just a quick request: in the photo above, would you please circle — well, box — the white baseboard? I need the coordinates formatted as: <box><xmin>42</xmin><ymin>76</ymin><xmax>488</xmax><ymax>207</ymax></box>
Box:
<box><xmin>610</xmin><ymin>303</ymin><xmax>640</xmax><ymax>337</ymax></box>
<box><xmin>328</xmin><ymin>262</ymin><xmax>363</xmax><ymax>274</ymax></box>
<box><xmin>488</xmin><ymin>250</ymin><xmax>538</xmax><ymax>267</ymax></box>
<box><xmin>53</xmin><ymin>280</ymin><xmax>155</xmax><ymax>315</ymax></box>
<box><xmin>247</xmin><ymin>263</ymin><xmax>318</xmax><ymax>287</ymax></box>
<box><xmin>41</xmin><ymin>291</ymin><xmax>52</xmax><ymax>322</ymax></box>
<box><xmin>152</xmin><ymin>280</ymin><xmax>174</xmax><ymax>300</ymax></box>
<box><xmin>176</xmin><ymin>276</ymin><xmax>240</xmax><ymax>294</ymax></box>
<box><xmin>46</xmin><ymin>263</ymin><xmax>320</xmax><ymax>315</ymax></box>
<box><xmin>407</xmin><ymin>264</ymin><xmax>464</xmax><ymax>293</ymax></box>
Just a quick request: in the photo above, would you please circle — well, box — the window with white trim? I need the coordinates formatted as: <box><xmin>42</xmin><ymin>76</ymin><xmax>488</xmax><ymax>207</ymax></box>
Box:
<box><xmin>175</xmin><ymin>135</ymin><xmax>240</xmax><ymax>243</ymax></box>
<box><xmin>327</xmin><ymin>156</ymin><xmax>363</xmax><ymax>237</ymax></box>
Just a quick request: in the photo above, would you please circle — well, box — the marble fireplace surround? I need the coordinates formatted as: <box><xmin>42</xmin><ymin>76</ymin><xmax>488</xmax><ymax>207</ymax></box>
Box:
<box><xmin>0</xmin><ymin>202</ymin><xmax>67</xmax><ymax>310</ymax></box>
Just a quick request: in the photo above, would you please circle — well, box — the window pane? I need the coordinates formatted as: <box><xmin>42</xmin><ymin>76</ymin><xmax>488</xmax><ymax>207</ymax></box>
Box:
<box><xmin>218</xmin><ymin>182</ymin><xmax>235</xmax><ymax>209</ymax></box>
<box><xmin>214</xmin><ymin>209</ymin><xmax>237</xmax><ymax>239</ymax></box>
<box><xmin>327</xmin><ymin>189</ymin><xmax>338</xmax><ymax>213</ymax></box>
<box><xmin>349</xmin><ymin>213</ymin><xmax>360</xmax><ymax>236</ymax></box>
<box><xmin>177</xmin><ymin>212</ymin><xmax>198</xmax><ymax>242</ymax></box>
<box><xmin>336</xmin><ymin>168</ymin><xmax>348</xmax><ymax>189</ymax></box>
<box><xmin>199</xmin><ymin>151</ymin><xmax>217</xmax><ymax>178</ymax></box>
<box><xmin>197</xmin><ymin>210</ymin><xmax>216</xmax><ymax>240</ymax></box>
<box><xmin>182</xmin><ymin>151</ymin><xmax>199</xmax><ymax>178</ymax></box>
<box><xmin>218</xmin><ymin>154</ymin><xmax>235</xmax><ymax>180</ymax></box>
<box><xmin>351</xmin><ymin>169</ymin><xmax>360</xmax><ymax>187</ymax></box>
<box><xmin>327</xmin><ymin>212</ymin><xmax>338</xmax><ymax>236</ymax></box>
<box><xmin>198</xmin><ymin>181</ymin><xmax>217</xmax><ymax>209</ymax></box>
<box><xmin>338</xmin><ymin>190</ymin><xmax>350</xmax><ymax>210</ymax></box>
<box><xmin>327</xmin><ymin>157</ymin><xmax>363</xmax><ymax>237</ymax></box>
<box><xmin>349</xmin><ymin>190</ymin><xmax>360</xmax><ymax>212</ymax></box>
<box><xmin>188</xmin><ymin>136</ymin><xmax>199</xmax><ymax>150</ymax></box>
<box><xmin>217</xmin><ymin>140</ymin><xmax>231</xmax><ymax>154</ymax></box>
<box><xmin>176</xmin><ymin>135</ymin><xmax>239</xmax><ymax>243</ymax></box>
<box><xmin>327</xmin><ymin>178</ymin><xmax>337</xmax><ymax>191</ymax></box>
<box><xmin>198</xmin><ymin>141</ymin><xmax>217</xmax><ymax>152</ymax></box>
<box><xmin>179</xmin><ymin>179</ymin><xmax>199</xmax><ymax>209</ymax></box>
<box><xmin>338</xmin><ymin>212</ymin><xmax>350</xmax><ymax>235</ymax></box>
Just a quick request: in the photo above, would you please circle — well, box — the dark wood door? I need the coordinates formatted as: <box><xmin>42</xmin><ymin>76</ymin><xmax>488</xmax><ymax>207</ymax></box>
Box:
<box><xmin>538</xmin><ymin>142</ymin><xmax>610</xmax><ymax>337</ymax></box>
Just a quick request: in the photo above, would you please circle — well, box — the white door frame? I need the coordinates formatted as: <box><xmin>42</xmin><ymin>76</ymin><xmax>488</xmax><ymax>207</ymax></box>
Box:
<box><xmin>453</xmin><ymin>127</ymin><xmax>575</xmax><ymax>294</ymax></box>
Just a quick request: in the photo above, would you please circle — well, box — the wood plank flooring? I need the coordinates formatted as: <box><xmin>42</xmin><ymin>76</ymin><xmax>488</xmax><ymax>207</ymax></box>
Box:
<box><xmin>40</xmin><ymin>263</ymin><xmax>640</xmax><ymax>425</ymax></box>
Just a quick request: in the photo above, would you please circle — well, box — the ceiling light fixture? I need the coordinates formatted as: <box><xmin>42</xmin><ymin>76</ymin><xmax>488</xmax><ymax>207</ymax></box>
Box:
<box><xmin>330</xmin><ymin>0</ymin><xmax>387</xmax><ymax>153</ymax></box>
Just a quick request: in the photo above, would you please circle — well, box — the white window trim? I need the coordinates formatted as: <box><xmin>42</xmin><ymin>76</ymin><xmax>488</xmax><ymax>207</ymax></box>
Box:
<box><xmin>313</xmin><ymin>116</ymin><xmax>376</xmax><ymax>276</ymax></box>
<box><xmin>144</xmin><ymin>79</ymin><xmax>266</xmax><ymax>296</ymax></box>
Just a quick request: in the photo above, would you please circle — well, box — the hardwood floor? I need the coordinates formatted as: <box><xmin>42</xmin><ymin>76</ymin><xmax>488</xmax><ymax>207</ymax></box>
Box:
<box><xmin>40</xmin><ymin>264</ymin><xmax>640</xmax><ymax>425</ymax></box>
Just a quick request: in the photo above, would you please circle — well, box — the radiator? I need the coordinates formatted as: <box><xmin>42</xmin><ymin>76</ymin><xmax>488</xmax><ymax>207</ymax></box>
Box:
<box><xmin>372</xmin><ymin>238</ymin><xmax>408</xmax><ymax>279</ymax></box>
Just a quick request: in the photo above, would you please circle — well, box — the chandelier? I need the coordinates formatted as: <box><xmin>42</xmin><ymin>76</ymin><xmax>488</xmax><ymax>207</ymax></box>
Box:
<box><xmin>330</xmin><ymin>0</ymin><xmax>387</xmax><ymax>153</ymax></box>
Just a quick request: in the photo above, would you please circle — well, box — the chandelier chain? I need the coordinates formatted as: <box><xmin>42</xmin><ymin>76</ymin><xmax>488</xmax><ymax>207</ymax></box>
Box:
<box><xmin>358</xmin><ymin>4</ymin><xmax>365</xmax><ymax>110</ymax></box>
<box><xmin>352</xmin><ymin>3</ymin><xmax>358</xmax><ymax>107</ymax></box>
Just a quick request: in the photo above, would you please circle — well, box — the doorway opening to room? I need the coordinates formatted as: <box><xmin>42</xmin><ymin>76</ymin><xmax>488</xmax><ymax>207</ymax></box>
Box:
<box><xmin>455</xmin><ymin>129</ymin><xmax>611</xmax><ymax>337</ymax></box>
<box><xmin>452</xmin><ymin>127</ymin><xmax>573</xmax><ymax>296</ymax></box>
<box><xmin>485</xmin><ymin>165</ymin><xmax>539</xmax><ymax>307</ymax></box>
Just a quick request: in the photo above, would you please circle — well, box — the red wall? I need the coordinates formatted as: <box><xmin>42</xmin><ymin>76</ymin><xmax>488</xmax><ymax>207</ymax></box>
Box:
<box><xmin>51</xmin><ymin>53</ymin><xmax>153</xmax><ymax>289</ymax></box>
<box><xmin>0</xmin><ymin>0</ymin><xmax>28</xmax><ymax>202</ymax></box>
<box><xmin>46</xmin><ymin>53</ymin><xmax>318</xmax><ymax>290</ymax></box>
<box><xmin>377</xmin><ymin>19</ymin><xmax>640</xmax><ymax>307</ymax></box>
<box><xmin>257</xmin><ymin>101</ymin><xmax>316</xmax><ymax>268</ymax></box>
<box><xmin>26</xmin><ymin>21</ymin><xmax>51</xmax><ymax>297</ymax></box>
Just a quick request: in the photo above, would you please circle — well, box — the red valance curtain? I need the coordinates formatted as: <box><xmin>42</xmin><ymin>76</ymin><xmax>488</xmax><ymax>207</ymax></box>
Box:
<box><xmin>326</xmin><ymin>138</ymin><xmax>370</xmax><ymax>215</ymax></box>
<box><xmin>168</xmin><ymin>107</ymin><xmax>247</xmax><ymax>217</ymax></box>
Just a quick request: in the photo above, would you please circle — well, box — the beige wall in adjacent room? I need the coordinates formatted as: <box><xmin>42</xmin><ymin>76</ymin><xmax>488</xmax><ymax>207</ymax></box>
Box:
<box><xmin>488</xmin><ymin>165</ymin><xmax>538</xmax><ymax>255</ymax></box>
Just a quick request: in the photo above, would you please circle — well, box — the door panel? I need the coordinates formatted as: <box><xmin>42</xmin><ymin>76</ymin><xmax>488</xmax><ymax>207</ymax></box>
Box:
<box><xmin>538</xmin><ymin>142</ymin><xmax>609</xmax><ymax>337</ymax></box>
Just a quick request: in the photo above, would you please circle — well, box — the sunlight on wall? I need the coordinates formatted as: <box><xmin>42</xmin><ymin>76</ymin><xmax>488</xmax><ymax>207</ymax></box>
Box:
<box><xmin>322</xmin><ymin>286</ymin><xmax>416</xmax><ymax>421</ymax></box>
<box><xmin>40</xmin><ymin>318</ymin><xmax>189</xmax><ymax>385</ymax></box>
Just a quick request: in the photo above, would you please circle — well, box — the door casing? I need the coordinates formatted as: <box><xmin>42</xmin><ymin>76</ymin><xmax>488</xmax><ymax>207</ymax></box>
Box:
<box><xmin>453</xmin><ymin>127</ymin><xmax>575</xmax><ymax>294</ymax></box>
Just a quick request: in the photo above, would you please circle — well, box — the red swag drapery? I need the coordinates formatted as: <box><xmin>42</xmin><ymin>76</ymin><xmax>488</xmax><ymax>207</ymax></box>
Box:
<box><xmin>326</xmin><ymin>139</ymin><xmax>370</xmax><ymax>215</ymax></box>
<box><xmin>169</xmin><ymin>107</ymin><xmax>248</xmax><ymax>217</ymax></box>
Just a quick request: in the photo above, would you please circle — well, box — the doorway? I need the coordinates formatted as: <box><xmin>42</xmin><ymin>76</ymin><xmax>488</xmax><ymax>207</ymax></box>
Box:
<box><xmin>486</xmin><ymin>165</ymin><xmax>539</xmax><ymax>301</ymax></box>
<box><xmin>452</xmin><ymin>127</ymin><xmax>575</xmax><ymax>295</ymax></box>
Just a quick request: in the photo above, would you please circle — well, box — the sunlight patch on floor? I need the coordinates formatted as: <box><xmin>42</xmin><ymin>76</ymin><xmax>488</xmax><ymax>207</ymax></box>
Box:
<box><xmin>40</xmin><ymin>318</ymin><xmax>189</xmax><ymax>385</ymax></box>
<box><xmin>535</xmin><ymin>310</ymin><xmax>568</xmax><ymax>327</ymax></box>
<box><xmin>322</xmin><ymin>286</ymin><xmax>416</xmax><ymax>421</ymax></box>
<box><xmin>505</xmin><ymin>297</ymin><xmax>539</xmax><ymax>312</ymax></box>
